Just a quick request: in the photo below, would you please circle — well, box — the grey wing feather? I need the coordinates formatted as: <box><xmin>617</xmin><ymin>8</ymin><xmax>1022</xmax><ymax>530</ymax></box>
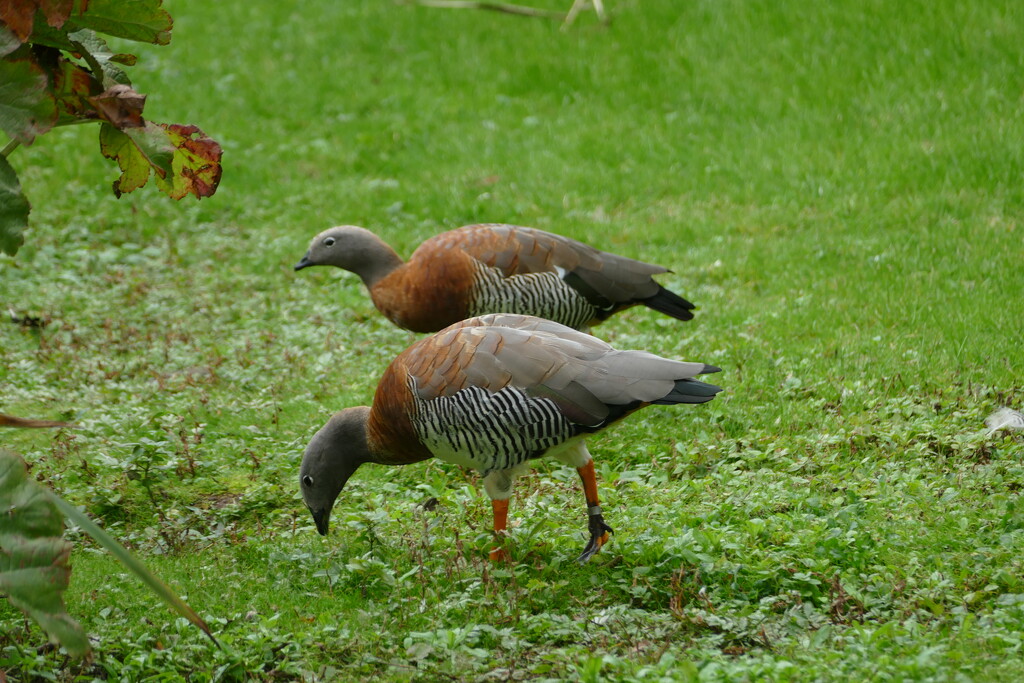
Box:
<box><xmin>464</xmin><ymin>313</ymin><xmax>600</xmax><ymax>341</ymax></box>
<box><xmin>481</xmin><ymin>225</ymin><xmax>669</xmax><ymax>304</ymax></box>
<box><xmin>470</xmin><ymin>322</ymin><xmax>711</xmax><ymax>420</ymax></box>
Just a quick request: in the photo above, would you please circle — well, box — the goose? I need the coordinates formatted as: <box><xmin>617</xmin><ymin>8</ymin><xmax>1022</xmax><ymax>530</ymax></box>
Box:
<box><xmin>299</xmin><ymin>313</ymin><xmax>721</xmax><ymax>562</ymax></box>
<box><xmin>295</xmin><ymin>224</ymin><xmax>697</xmax><ymax>332</ymax></box>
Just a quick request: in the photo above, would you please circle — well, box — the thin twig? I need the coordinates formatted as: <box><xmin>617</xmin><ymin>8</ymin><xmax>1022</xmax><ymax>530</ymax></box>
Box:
<box><xmin>406</xmin><ymin>0</ymin><xmax>566</xmax><ymax>20</ymax></box>
<box><xmin>0</xmin><ymin>413</ymin><xmax>78</xmax><ymax>429</ymax></box>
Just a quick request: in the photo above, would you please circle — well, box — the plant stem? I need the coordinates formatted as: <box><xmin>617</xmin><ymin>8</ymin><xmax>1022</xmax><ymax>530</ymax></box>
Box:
<box><xmin>2</xmin><ymin>139</ymin><xmax>20</xmax><ymax>157</ymax></box>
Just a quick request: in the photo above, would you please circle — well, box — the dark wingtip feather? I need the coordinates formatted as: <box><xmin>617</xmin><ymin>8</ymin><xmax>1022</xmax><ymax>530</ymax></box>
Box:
<box><xmin>701</xmin><ymin>364</ymin><xmax>722</xmax><ymax>375</ymax></box>
<box><xmin>641</xmin><ymin>285</ymin><xmax>697</xmax><ymax>322</ymax></box>
<box><xmin>652</xmin><ymin>378</ymin><xmax>723</xmax><ymax>405</ymax></box>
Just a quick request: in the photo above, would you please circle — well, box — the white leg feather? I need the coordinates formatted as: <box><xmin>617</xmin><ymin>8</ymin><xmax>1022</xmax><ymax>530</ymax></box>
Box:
<box><xmin>483</xmin><ymin>463</ymin><xmax>530</xmax><ymax>500</ymax></box>
<box><xmin>551</xmin><ymin>438</ymin><xmax>593</xmax><ymax>469</ymax></box>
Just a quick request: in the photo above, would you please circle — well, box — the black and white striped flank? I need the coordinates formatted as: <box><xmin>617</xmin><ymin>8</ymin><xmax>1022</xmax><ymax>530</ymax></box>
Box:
<box><xmin>468</xmin><ymin>263</ymin><xmax>595</xmax><ymax>330</ymax></box>
<box><xmin>409</xmin><ymin>381</ymin><xmax>576</xmax><ymax>474</ymax></box>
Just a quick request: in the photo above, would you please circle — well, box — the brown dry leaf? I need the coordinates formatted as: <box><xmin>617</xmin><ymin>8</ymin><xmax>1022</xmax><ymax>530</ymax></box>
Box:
<box><xmin>88</xmin><ymin>83</ymin><xmax>145</xmax><ymax>128</ymax></box>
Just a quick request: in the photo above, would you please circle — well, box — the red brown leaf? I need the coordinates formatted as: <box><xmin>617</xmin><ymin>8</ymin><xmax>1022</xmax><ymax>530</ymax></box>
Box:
<box><xmin>0</xmin><ymin>0</ymin><xmax>39</xmax><ymax>42</ymax></box>
<box><xmin>39</xmin><ymin>0</ymin><xmax>73</xmax><ymax>28</ymax></box>
<box><xmin>51</xmin><ymin>54</ymin><xmax>99</xmax><ymax>122</ymax></box>
<box><xmin>156</xmin><ymin>123</ymin><xmax>223</xmax><ymax>199</ymax></box>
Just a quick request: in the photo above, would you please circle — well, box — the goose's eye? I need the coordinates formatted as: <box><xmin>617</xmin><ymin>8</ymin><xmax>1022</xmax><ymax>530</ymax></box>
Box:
<box><xmin>302</xmin><ymin>475</ymin><xmax>314</xmax><ymax>487</ymax></box>
<box><xmin>323</xmin><ymin>237</ymin><xmax>336</xmax><ymax>247</ymax></box>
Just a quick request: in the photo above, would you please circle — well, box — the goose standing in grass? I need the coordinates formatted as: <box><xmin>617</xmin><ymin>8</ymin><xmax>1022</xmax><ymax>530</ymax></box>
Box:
<box><xmin>294</xmin><ymin>224</ymin><xmax>697</xmax><ymax>332</ymax></box>
<box><xmin>299</xmin><ymin>313</ymin><xmax>721</xmax><ymax>562</ymax></box>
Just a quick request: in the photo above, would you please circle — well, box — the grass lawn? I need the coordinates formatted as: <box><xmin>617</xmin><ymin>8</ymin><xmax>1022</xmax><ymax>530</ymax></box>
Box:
<box><xmin>3</xmin><ymin>0</ymin><xmax>1024</xmax><ymax>679</ymax></box>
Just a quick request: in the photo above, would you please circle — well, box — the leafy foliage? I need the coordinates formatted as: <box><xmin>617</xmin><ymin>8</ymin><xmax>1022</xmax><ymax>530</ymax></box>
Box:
<box><xmin>0</xmin><ymin>436</ymin><xmax>216</xmax><ymax>660</ymax></box>
<box><xmin>0</xmin><ymin>449</ymin><xmax>89</xmax><ymax>658</ymax></box>
<box><xmin>0</xmin><ymin>0</ymin><xmax>221</xmax><ymax>256</ymax></box>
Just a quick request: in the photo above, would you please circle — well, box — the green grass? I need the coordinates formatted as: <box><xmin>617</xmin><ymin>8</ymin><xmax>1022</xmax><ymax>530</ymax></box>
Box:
<box><xmin>3</xmin><ymin>0</ymin><xmax>1024</xmax><ymax>679</ymax></box>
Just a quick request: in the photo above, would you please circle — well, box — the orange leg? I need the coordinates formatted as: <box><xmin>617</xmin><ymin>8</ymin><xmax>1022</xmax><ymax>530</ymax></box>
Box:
<box><xmin>576</xmin><ymin>460</ymin><xmax>613</xmax><ymax>562</ymax></box>
<box><xmin>489</xmin><ymin>498</ymin><xmax>510</xmax><ymax>562</ymax></box>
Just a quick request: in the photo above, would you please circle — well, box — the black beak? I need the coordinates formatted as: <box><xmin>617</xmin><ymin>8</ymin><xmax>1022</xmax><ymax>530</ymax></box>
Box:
<box><xmin>310</xmin><ymin>507</ymin><xmax>330</xmax><ymax>536</ymax></box>
<box><xmin>294</xmin><ymin>253</ymin><xmax>314</xmax><ymax>271</ymax></box>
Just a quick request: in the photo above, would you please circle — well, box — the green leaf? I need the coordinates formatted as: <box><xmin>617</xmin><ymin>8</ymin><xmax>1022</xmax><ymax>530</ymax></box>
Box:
<box><xmin>48</xmin><ymin>492</ymin><xmax>219</xmax><ymax>648</ymax></box>
<box><xmin>99</xmin><ymin>123</ymin><xmax>148</xmax><ymax>195</ymax></box>
<box><xmin>0</xmin><ymin>50</ymin><xmax>58</xmax><ymax>144</ymax></box>
<box><xmin>0</xmin><ymin>154</ymin><xmax>30</xmax><ymax>256</ymax></box>
<box><xmin>25</xmin><ymin>20</ymin><xmax>78</xmax><ymax>52</ymax></box>
<box><xmin>124</xmin><ymin>123</ymin><xmax>174</xmax><ymax>177</ymax></box>
<box><xmin>67</xmin><ymin>28</ymin><xmax>132</xmax><ymax>86</ymax></box>
<box><xmin>0</xmin><ymin>449</ymin><xmax>90</xmax><ymax>658</ymax></box>
<box><xmin>68</xmin><ymin>0</ymin><xmax>173</xmax><ymax>46</ymax></box>
<box><xmin>98</xmin><ymin>121</ymin><xmax>176</xmax><ymax>197</ymax></box>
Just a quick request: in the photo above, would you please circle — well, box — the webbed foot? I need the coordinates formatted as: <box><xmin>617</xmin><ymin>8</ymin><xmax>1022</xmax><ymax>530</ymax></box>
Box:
<box><xmin>577</xmin><ymin>514</ymin><xmax>613</xmax><ymax>563</ymax></box>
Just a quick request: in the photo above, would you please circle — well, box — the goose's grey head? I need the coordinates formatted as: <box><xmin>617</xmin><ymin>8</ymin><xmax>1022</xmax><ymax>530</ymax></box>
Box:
<box><xmin>299</xmin><ymin>407</ymin><xmax>372</xmax><ymax>535</ymax></box>
<box><xmin>294</xmin><ymin>226</ymin><xmax>402</xmax><ymax>287</ymax></box>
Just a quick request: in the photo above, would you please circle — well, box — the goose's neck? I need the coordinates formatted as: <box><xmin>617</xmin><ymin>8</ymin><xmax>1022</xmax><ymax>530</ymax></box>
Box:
<box><xmin>358</xmin><ymin>243</ymin><xmax>404</xmax><ymax>289</ymax></box>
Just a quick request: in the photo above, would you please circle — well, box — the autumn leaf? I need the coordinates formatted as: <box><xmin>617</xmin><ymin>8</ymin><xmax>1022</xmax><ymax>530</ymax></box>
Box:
<box><xmin>1</xmin><ymin>0</ymin><xmax>219</xmax><ymax>257</ymax></box>
<box><xmin>50</xmin><ymin>53</ymin><xmax>100</xmax><ymax>124</ymax></box>
<box><xmin>0</xmin><ymin>449</ymin><xmax>90</xmax><ymax>658</ymax></box>
<box><xmin>97</xmin><ymin>121</ymin><xmax>222</xmax><ymax>199</ymax></box>
<box><xmin>154</xmin><ymin>123</ymin><xmax>223</xmax><ymax>199</ymax></box>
